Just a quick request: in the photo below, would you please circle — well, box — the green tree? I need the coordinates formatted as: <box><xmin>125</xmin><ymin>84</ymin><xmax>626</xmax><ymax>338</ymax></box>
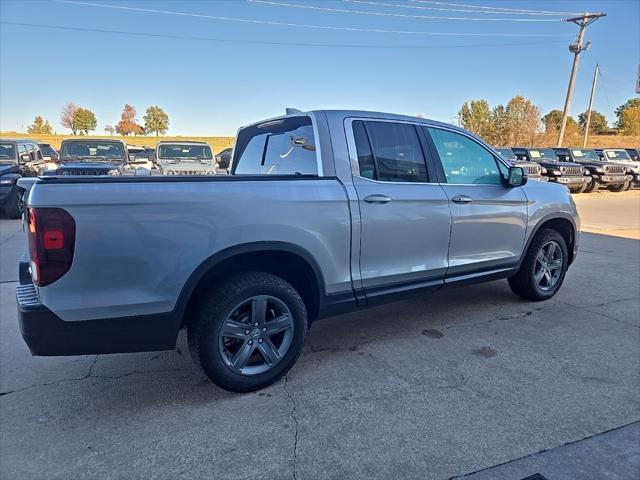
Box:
<box><xmin>72</xmin><ymin>108</ymin><xmax>97</xmax><ymax>135</ymax></box>
<box><xmin>577</xmin><ymin>110</ymin><xmax>608</xmax><ymax>134</ymax></box>
<box><xmin>27</xmin><ymin>115</ymin><xmax>53</xmax><ymax>134</ymax></box>
<box><xmin>542</xmin><ymin>109</ymin><xmax>578</xmax><ymax>133</ymax></box>
<box><xmin>615</xmin><ymin>98</ymin><xmax>640</xmax><ymax>131</ymax></box>
<box><xmin>143</xmin><ymin>106</ymin><xmax>169</xmax><ymax>136</ymax></box>
<box><xmin>458</xmin><ymin>100</ymin><xmax>494</xmax><ymax>142</ymax></box>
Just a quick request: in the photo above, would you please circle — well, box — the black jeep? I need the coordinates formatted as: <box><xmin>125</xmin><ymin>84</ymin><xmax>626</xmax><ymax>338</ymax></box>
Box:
<box><xmin>511</xmin><ymin>147</ymin><xmax>589</xmax><ymax>193</ymax></box>
<box><xmin>49</xmin><ymin>139</ymin><xmax>131</xmax><ymax>176</ymax></box>
<box><xmin>495</xmin><ymin>147</ymin><xmax>548</xmax><ymax>182</ymax></box>
<box><xmin>0</xmin><ymin>139</ymin><xmax>45</xmax><ymax>218</ymax></box>
<box><xmin>553</xmin><ymin>148</ymin><xmax>630</xmax><ymax>192</ymax></box>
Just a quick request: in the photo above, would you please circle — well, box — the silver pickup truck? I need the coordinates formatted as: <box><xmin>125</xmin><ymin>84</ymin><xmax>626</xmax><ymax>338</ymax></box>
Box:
<box><xmin>17</xmin><ymin>110</ymin><xmax>580</xmax><ymax>392</ymax></box>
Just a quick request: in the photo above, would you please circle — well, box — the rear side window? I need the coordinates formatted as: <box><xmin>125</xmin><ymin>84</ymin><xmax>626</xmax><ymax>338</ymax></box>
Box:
<box><xmin>234</xmin><ymin>116</ymin><xmax>317</xmax><ymax>175</ymax></box>
<box><xmin>353</xmin><ymin>121</ymin><xmax>429</xmax><ymax>183</ymax></box>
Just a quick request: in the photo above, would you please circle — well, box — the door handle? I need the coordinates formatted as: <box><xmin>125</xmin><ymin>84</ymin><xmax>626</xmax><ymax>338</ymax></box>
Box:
<box><xmin>451</xmin><ymin>194</ymin><xmax>473</xmax><ymax>204</ymax></box>
<box><xmin>364</xmin><ymin>194</ymin><xmax>392</xmax><ymax>204</ymax></box>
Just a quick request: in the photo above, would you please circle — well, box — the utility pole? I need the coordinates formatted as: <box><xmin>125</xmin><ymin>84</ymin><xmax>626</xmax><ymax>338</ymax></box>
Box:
<box><xmin>556</xmin><ymin>12</ymin><xmax>606</xmax><ymax>147</ymax></box>
<box><xmin>582</xmin><ymin>64</ymin><xmax>599</xmax><ymax>148</ymax></box>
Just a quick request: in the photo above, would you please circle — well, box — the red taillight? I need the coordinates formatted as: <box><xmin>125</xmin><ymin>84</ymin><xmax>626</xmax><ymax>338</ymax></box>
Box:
<box><xmin>27</xmin><ymin>208</ymin><xmax>76</xmax><ymax>287</ymax></box>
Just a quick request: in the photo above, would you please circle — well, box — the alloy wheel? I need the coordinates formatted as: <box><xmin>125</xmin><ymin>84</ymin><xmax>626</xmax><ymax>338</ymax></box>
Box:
<box><xmin>218</xmin><ymin>295</ymin><xmax>294</xmax><ymax>376</ymax></box>
<box><xmin>534</xmin><ymin>240</ymin><xmax>563</xmax><ymax>291</ymax></box>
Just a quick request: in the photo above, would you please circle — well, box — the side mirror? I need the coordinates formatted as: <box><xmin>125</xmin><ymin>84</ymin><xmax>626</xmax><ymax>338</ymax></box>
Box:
<box><xmin>129</xmin><ymin>154</ymin><xmax>136</xmax><ymax>162</ymax></box>
<box><xmin>20</xmin><ymin>154</ymin><xmax>30</xmax><ymax>162</ymax></box>
<box><xmin>507</xmin><ymin>166</ymin><xmax>527</xmax><ymax>187</ymax></box>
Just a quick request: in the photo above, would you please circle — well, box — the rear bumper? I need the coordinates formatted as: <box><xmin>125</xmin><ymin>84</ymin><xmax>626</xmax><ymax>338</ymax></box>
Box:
<box><xmin>17</xmin><ymin>258</ymin><xmax>180</xmax><ymax>356</ymax></box>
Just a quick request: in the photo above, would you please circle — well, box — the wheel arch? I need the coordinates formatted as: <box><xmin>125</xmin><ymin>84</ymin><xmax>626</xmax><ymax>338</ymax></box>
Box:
<box><xmin>521</xmin><ymin>213</ymin><xmax>577</xmax><ymax>267</ymax></box>
<box><xmin>176</xmin><ymin>242</ymin><xmax>326</xmax><ymax>326</ymax></box>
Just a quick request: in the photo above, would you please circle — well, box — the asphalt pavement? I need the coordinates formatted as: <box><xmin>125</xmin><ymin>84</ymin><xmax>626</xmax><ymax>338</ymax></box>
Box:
<box><xmin>1</xmin><ymin>191</ymin><xmax>639</xmax><ymax>480</ymax></box>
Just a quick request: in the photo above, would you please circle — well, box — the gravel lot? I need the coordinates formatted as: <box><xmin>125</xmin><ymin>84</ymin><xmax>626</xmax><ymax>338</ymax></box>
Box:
<box><xmin>1</xmin><ymin>191</ymin><xmax>639</xmax><ymax>480</ymax></box>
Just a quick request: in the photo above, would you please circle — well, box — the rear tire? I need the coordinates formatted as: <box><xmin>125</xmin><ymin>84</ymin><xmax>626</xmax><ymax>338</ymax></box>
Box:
<box><xmin>509</xmin><ymin>228</ymin><xmax>569</xmax><ymax>301</ymax></box>
<box><xmin>188</xmin><ymin>271</ymin><xmax>308</xmax><ymax>393</ymax></box>
<box><xmin>3</xmin><ymin>187</ymin><xmax>23</xmax><ymax>219</ymax></box>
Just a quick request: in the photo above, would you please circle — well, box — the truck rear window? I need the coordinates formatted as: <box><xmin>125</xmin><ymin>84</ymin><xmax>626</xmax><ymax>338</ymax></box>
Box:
<box><xmin>233</xmin><ymin>116</ymin><xmax>317</xmax><ymax>175</ymax></box>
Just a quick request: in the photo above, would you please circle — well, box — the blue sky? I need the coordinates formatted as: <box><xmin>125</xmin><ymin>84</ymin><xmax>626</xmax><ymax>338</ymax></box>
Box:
<box><xmin>1</xmin><ymin>0</ymin><xmax>638</xmax><ymax>136</ymax></box>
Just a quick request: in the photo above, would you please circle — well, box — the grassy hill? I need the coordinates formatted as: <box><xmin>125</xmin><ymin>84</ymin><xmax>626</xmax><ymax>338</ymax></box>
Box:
<box><xmin>0</xmin><ymin>132</ymin><xmax>235</xmax><ymax>153</ymax></box>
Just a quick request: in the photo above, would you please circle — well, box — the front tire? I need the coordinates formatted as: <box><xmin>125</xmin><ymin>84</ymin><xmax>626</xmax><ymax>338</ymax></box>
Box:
<box><xmin>508</xmin><ymin>228</ymin><xmax>569</xmax><ymax>301</ymax></box>
<box><xmin>188</xmin><ymin>271</ymin><xmax>308</xmax><ymax>393</ymax></box>
<box><xmin>607</xmin><ymin>182</ymin><xmax>627</xmax><ymax>192</ymax></box>
<box><xmin>3</xmin><ymin>187</ymin><xmax>23</xmax><ymax>219</ymax></box>
<box><xmin>583</xmin><ymin>178</ymin><xmax>598</xmax><ymax>193</ymax></box>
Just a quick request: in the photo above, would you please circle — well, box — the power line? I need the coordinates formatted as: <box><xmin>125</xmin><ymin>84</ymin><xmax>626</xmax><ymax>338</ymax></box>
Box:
<box><xmin>55</xmin><ymin>0</ymin><xmax>573</xmax><ymax>37</ymax></box>
<box><xmin>249</xmin><ymin>0</ymin><xmax>562</xmax><ymax>22</ymax></box>
<box><xmin>405</xmin><ymin>0</ymin><xmax>581</xmax><ymax>16</ymax></box>
<box><xmin>0</xmin><ymin>21</ymin><xmax>568</xmax><ymax>49</ymax></box>
<box><xmin>343</xmin><ymin>0</ymin><xmax>570</xmax><ymax>17</ymax></box>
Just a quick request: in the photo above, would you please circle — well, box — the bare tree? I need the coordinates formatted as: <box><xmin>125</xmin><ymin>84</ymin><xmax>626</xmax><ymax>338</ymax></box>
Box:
<box><xmin>61</xmin><ymin>102</ymin><xmax>79</xmax><ymax>135</ymax></box>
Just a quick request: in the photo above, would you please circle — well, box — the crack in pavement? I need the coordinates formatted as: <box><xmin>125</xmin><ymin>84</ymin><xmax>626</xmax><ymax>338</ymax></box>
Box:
<box><xmin>0</xmin><ymin>228</ymin><xmax>23</xmax><ymax>247</ymax></box>
<box><xmin>447</xmin><ymin>419</ymin><xmax>640</xmax><ymax>479</ymax></box>
<box><xmin>0</xmin><ymin>354</ymin><xmax>191</xmax><ymax>397</ymax></box>
<box><xmin>283</xmin><ymin>376</ymin><xmax>299</xmax><ymax>480</ymax></box>
<box><xmin>555</xmin><ymin>298</ymin><xmax>640</xmax><ymax>329</ymax></box>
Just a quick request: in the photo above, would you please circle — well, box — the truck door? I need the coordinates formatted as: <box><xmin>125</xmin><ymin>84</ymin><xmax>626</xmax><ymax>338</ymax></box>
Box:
<box><xmin>423</xmin><ymin>127</ymin><xmax>528</xmax><ymax>279</ymax></box>
<box><xmin>346</xmin><ymin>119</ymin><xmax>451</xmax><ymax>303</ymax></box>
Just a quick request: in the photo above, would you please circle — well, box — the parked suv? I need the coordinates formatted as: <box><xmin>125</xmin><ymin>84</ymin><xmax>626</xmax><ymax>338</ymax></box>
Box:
<box><xmin>17</xmin><ymin>110</ymin><xmax>580</xmax><ymax>393</ymax></box>
<box><xmin>495</xmin><ymin>147</ymin><xmax>548</xmax><ymax>182</ymax></box>
<box><xmin>553</xmin><ymin>148</ymin><xmax>630</xmax><ymax>192</ymax></box>
<box><xmin>49</xmin><ymin>139</ymin><xmax>132</xmax><ymax>176</ymax></box>
<box><xmin>0</xmin><ymin>139</ymin><xmax>45</xmax><ymax>218</ymax></box>
<box><xmin>215</xmin><ymin>147</ymin><xmax>233</xmax><ymax>172</ymax></box>
<box><xmin>156</xmin><ymin>141</ymin><xmax>218</xmax><ymax>175</ymax></box>
<box><xmin>511</xmin><ymin>147</ymin><xmax>589</xmax><ymax>192</ymax></box>
<box><xmin>596</xmin><ymin>149</ymin><xmax>640</xmax><ymax>189</ymax></box>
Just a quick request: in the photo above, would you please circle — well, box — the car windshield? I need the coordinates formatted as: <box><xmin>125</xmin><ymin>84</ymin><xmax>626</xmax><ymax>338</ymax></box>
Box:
<box><xmin>605</xmin><ymin>149</ymin><xmax>632</xmax><ymax>161</ymax></box>
<box><xmin>158</xmin><ymin>144</ymin><xmax>213</xmax><ymax>161</ymax></box>
<box><xmin>528</xmin><ymin>149</ymin><xmax>558</xmax><ymax>162</ymax></box>
<box><xmin>0</xmin><ymin>143</ymin><xmax>17</xmax><ymax>162</ymax></box>
<box><xmin>571</xmin><ymin>149</ymin><xmax>601</xmax><ymax>161</ymax></box>
<box><xmin>60</xmin><ymin>141</ymin><xmax>125</xmax><ymax>162</ymax></box>
<box><xmin>495</xmin><ymin>148</ymin><xmax>515</xmax><ymax>159</ymax></box>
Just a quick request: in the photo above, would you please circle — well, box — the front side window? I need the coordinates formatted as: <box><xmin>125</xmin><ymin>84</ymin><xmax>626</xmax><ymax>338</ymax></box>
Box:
<box><xmin>234</xmin><ymin>116</ymin><xmax>317</xmax><ymax>175</ymax></box>
<box><xmin>354</xmin><ymin>121</ymin><xmax>428</xmax><ymax>182</ymax></box>
<box><xmin>426</xmin><ymin>128</ymin><xmax>502</xmax><ymax>185</ymax></box>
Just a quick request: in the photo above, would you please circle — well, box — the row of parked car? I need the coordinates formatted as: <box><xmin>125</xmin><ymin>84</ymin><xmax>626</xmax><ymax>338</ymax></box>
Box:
<box><xmin>0</xmin><ymin>137</ymin><xmax>234</xmax><ymax>218</ymax></box>
<box><xmin>1</xmin><ymin>136</ymin><xmax>638</xmax><ymax>219</ymax></box>
<box><xmin>496</xmin><ymin>147</ymin><xmax>640</xmax><ymax>193</ymax></box>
